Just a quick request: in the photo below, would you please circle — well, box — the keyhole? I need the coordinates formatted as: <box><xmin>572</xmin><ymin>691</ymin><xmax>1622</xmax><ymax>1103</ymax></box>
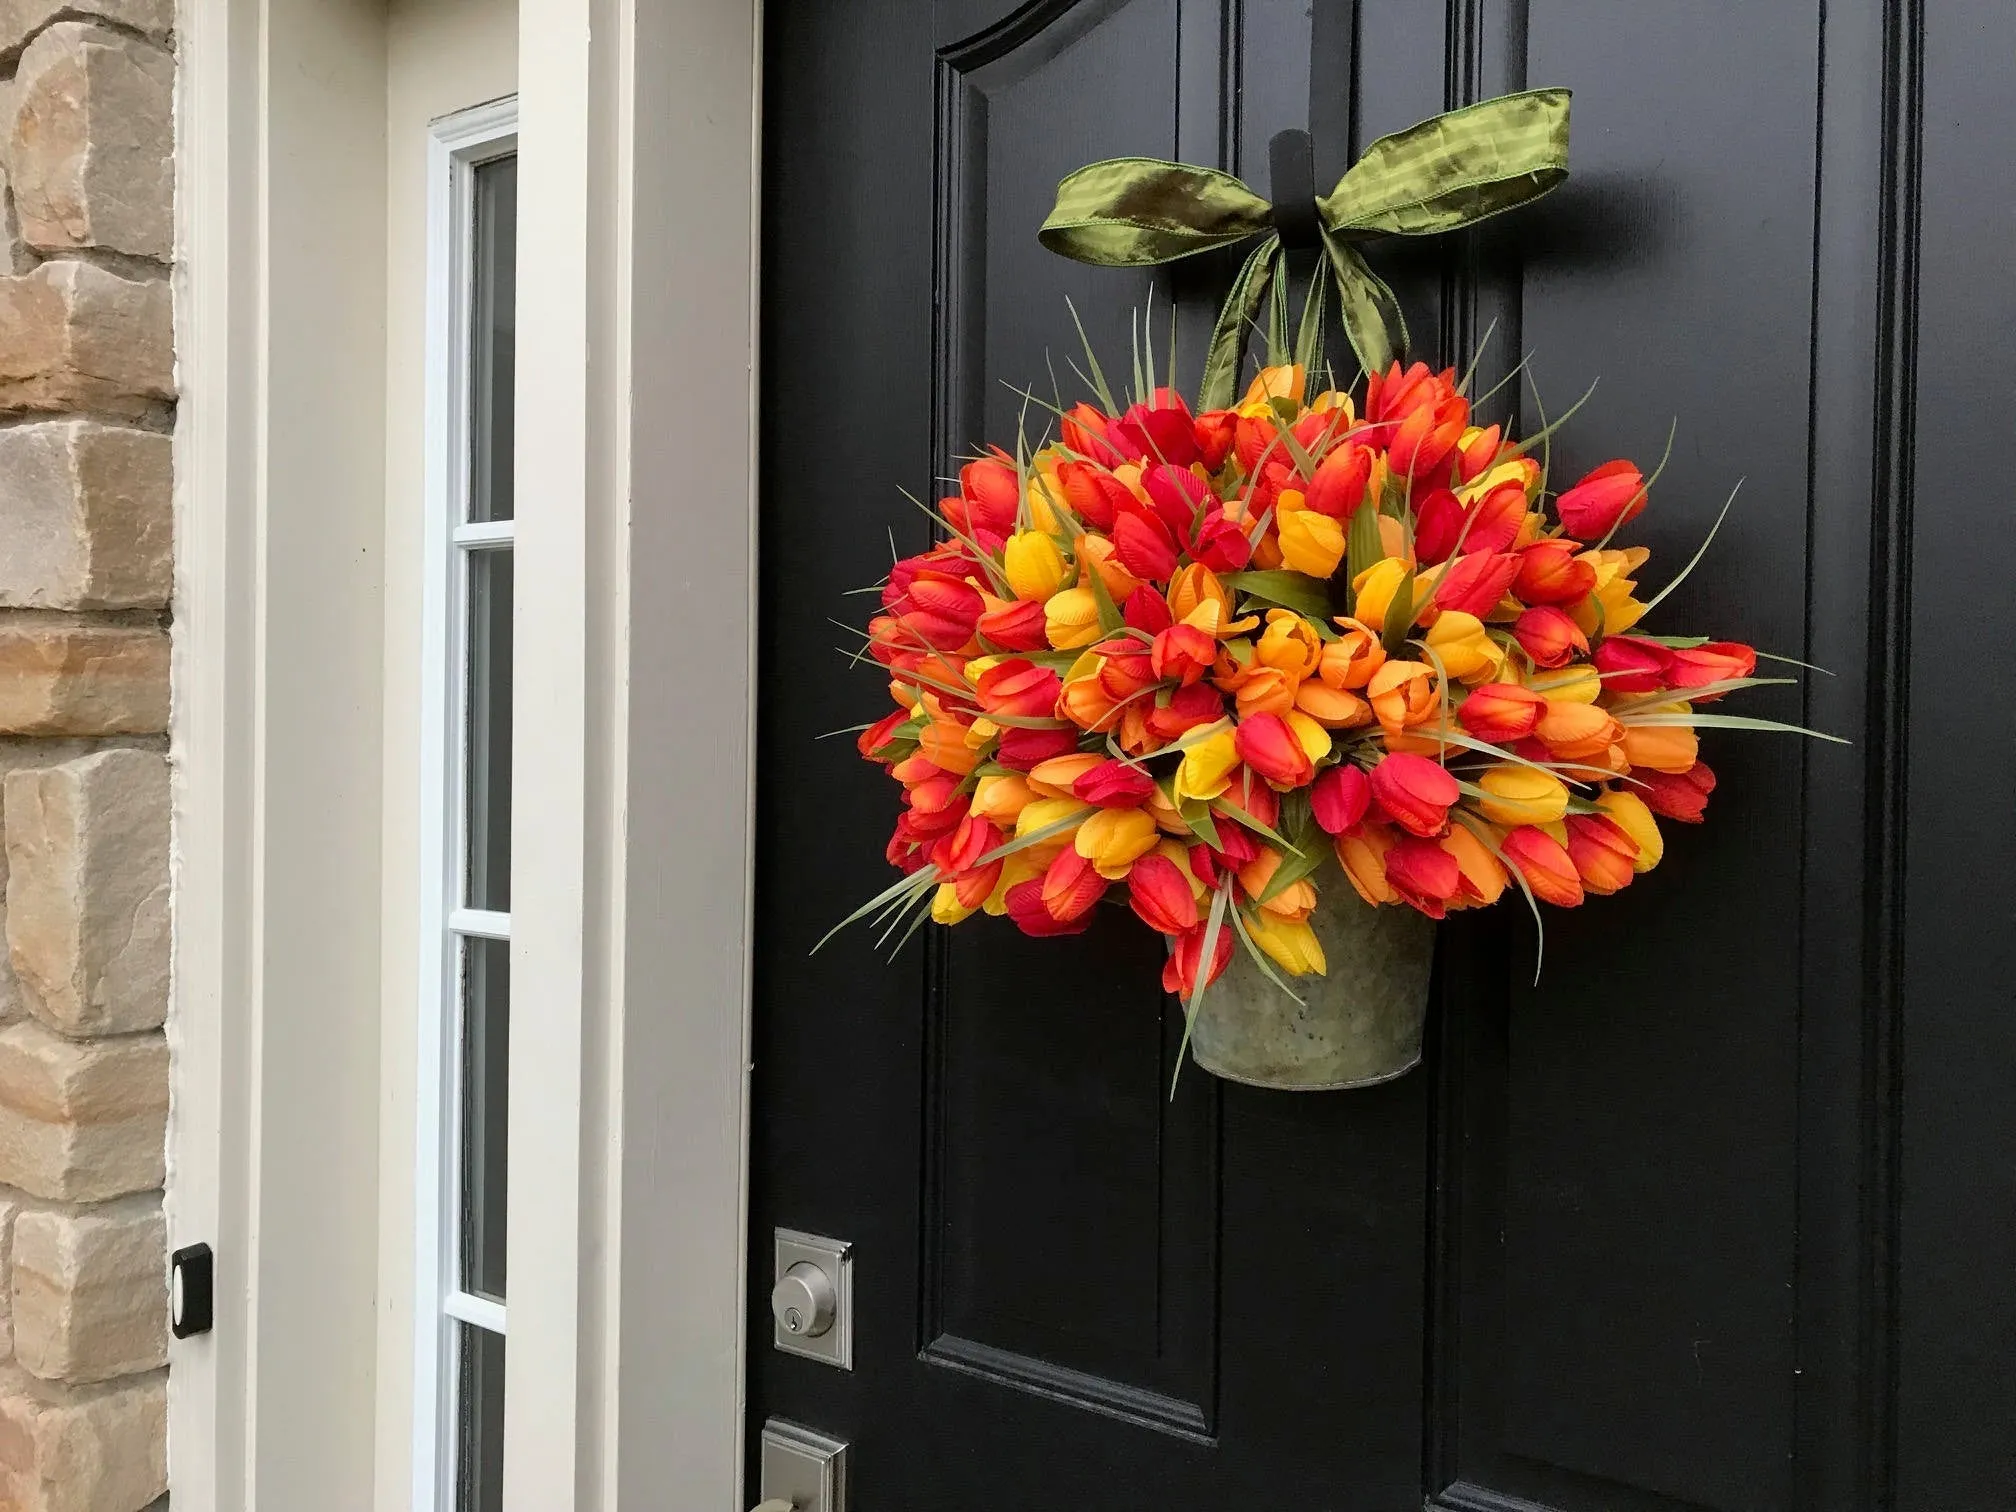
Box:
<box><xmin>785</xmin><ymin>1307</ymin><xmax>805</xmax><ymax>1333</ymax></box>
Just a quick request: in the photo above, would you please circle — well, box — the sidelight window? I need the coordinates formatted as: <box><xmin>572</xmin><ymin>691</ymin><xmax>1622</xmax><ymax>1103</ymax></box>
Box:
<box><xmin>418</xmin><ymin>97</ymin><xmax>517</xmax><ymax>1512</ymax></box>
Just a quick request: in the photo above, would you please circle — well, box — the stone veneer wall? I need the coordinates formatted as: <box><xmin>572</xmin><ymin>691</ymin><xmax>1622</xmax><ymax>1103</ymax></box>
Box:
<box><xmin>0</xmin><ymin>0</ymin><xmax>175</xmax><ymax>1508</ymax></box>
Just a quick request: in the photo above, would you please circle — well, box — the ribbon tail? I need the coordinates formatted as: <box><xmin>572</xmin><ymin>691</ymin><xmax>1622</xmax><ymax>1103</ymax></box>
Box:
<box><xmin>1321</xmin><ymin>234</ymin><xmax>1405</xmax><ymax>382</ymax></box>
<box><xmin>1293</xmin><ymin>264</ymin><xmax>1329</xmax><ymax>373</ymax></box>
<box><xmin>1199</xmin><ymin>237</ymin><xmax>1280</xmax><ymax>411</ymax></box>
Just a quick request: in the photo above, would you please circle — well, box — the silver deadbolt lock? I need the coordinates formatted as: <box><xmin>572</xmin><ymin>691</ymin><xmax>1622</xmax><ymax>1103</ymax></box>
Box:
<box><xmin>771</xmin><ymin>1261</ymin><xmax>835</xmax><ymax>1339</ymax></box>
<box><xmin>772</xmin><ymin>1229</ymin><xmax>852</xmax><ymax>1368</ymax></box>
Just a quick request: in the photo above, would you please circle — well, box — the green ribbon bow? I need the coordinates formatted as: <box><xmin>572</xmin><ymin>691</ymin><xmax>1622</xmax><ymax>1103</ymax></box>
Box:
<box><xmin>1038</xmin><ymin>88</ymin><xmax>1571</xmax><ymax>409</ymax></box>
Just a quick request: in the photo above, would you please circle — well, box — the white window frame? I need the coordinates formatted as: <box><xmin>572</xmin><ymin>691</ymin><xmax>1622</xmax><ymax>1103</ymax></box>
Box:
<box><xmin>416</xmin><ymin>95</ymin><xmax>520</xmax><ymax>1512</ymax></box>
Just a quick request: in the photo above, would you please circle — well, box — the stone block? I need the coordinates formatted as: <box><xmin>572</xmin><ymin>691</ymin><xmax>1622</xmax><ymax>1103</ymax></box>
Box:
<box><xmin>0</xmin><ymin>0</ymin><xmax>172</xmax><ymax>63</ymax></box>
<box><xmin>5</xmin><ymin>750</ymin><xmax>167</xmax><ymax>1033</ymax></box>
<box><xmin>0</xmin><ymin>423</ymin><xmax>171</xmax><ymax>609</ymax></box>
<box><xmin>12</xmin><ymin>1197</ymin><xmax>163</xmax><ymax>1382</ymax></box>
<box><xmin>0</xmin><ymin>624</ymin><xmax>168</xmax><ymax>736</ymax></box>
<box><xmin>0</xmin><ymin>1023</ymin><xmax>163</xmax><ymax>1202</ymax></box>
<box><xmin>4</xmin><ymin>22</ymin><xmax>172</xmax><ymax>259</ymax></box>
<box><xmin>0</xmin><ymin>261</ymin><xmax>172</xmax><ymax>418</ymax></box>
<box><xmin>0</xmin><ymin>1366</ymin><xmax>165</xmax><ymax>1512</ymax></box>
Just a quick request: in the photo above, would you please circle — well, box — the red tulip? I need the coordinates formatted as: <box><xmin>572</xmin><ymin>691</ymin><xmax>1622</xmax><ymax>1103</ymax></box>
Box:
<box><xmin>1073</xmin><ymin>758</ymin><xmax>1156</xmax><ymax>809</ymax></box>
<box><xmin>1593</xmin><ymin>635</ymin><xmax>1667</xmax><ymax>695</ymax></box>
<box><xmin>1122</xmin><ymin>586</ymin><xmax>1174</xmax><ymax>634</ymax></box>
<box><xmin>1635</xmin><ymin>761</ymin><xmax>1716</xmax><ymax>822</ymax></box>
<box><xmin>1500</xmin><ymin>825</ymin><xmax>1584</xmax><ymax>907</ymax></box>
<box><xmin>1663</xmin><ymin>640</ymin><xmax>1756</xmax><ymax>694</ymax></box>
<box><xmin>1432</xmin><ymin>551</ymin><xmax>1520</xmax><ymax>618</ymax></box>
<box><xmin>1142</xmin><ymin>462</ymin><xmax>1210</xmax><ymax>538</ymax></box>
<box><xmin>1385</xmin><ymin>834</ymin><xmax>1464</xmax><ymax>919</ymax></box>
<box><xmin>953</xmin><ymin>858</ymin><xmax>1004</xmax><ymax>909</ymax></box>
<box><xmin>1005</xmin><ymin>878</ymin><xmax>1093</xmax><ymax>937</ymax></box>
<box><xmin>1039</xmin><ymin>846</ymin><xmax>1109</xmax><ymax>922</ymax></box>
<box><xmin>891</xmin><ymin>571</ymin><xmax>985</xmax><ymax>650</ymax></box>
<box><xmin>1113</xmin><ymin>399</ymin><xmax>1200</xmax><ymax>468</ymax></box>
<box><xmin>1162</xmin><ymin>919</ymin><xmax>1236</xmax><ymax>998</ymax></box>
<box><xmin>1464</xmin><ymin>482</ymin><xmax>1529</xmax><ymax>556</ymax></box>
<box><xmin>977</xmin><ymin>598</ymin><xmax>1049</xmax><ymax>651</ymax></box>
<box><xmin>1514</xmin><ymin>539</ymin><xmax>1596</xmax><ymax>604</ymax></box>
<box><xmin>1216</xmin><ymin>765</ymin><xmax>1281</xmax><ymax>829</ymax></box>
<box><xmin>1193</xmin><ymin>409</ymin><xmax>1238</xmax><ymax>472</ymax></box>
<box><xmin>1304</xmin><ymin>442</ymin><xmax>1374</xmax><ymax>520</ymax></box>
<box><xmin>1151</xmin><ymin>623</ymin><xmax>1217</xmax><ymax>686</ymax></box>
<box><xmin>1564</xmin><ymin>814</ymin><xmax>1638</xmax><ymax>895</ymax></box>
<box><xmin>857</xmin><ymin>709</ymin><xmax>911</xmax><ymax>763</ymax></box>
<box><xmin>1234</xmin><ymin>713</ymin><xmax>1313</xmax><ymax>788</ymax></box>
<box><xmin>931</xmin><ymin>814</ymin><xmax>1003</xmax><ymax>878</ymax></box>
<box><xmin>1189</xmin><ymin>511</ymin><xmax>1253</xmax><ymax>573</ymax></box>
<box><xmin>1555</xmin><ymin>459</ymin><xmax>1645</xmax><ymax>539</ymax></box>
<box><xmin>1369</xmin><ymin>752</ymin><xmax>1459</xmax><ymax>838</ymax></box>
<box><xmin>1208</xmin><ymin>822</ymin><xmax>1261</xmax><ymax>872</ymax></box>
<box><xmin>1412</xmin><ymin>488</ymin><xmax>1466</xmax><ymax>566</ymax></box>
<box><xmin>1310</xmin><ymin>763</ymin><xmax>1372</xmax><ymax>835</ymax></box>
<box><xmin>1060</xmin><ymin>403</ymin><xmax>1123</xmax><ymax>466</ymax></box>
<box><xmin>955</xmin><ymin>456</ymin><xmax>1021</xmax><ymax>536</ymax></box>
<box><xmin>1385</xmin><ymin>400</ymin><xmax>1466</xmax><ymax>484</ymax></box>
<box><xmin>1057</xmin><ymin>459</ymin><xmax>1126</xmax><ymax>529</ymax></box>
<box><xmin>995</xmin><ymin>725</ymin><xmax>1080</xmax><ymax>771</ymax></box>
<box><xmin>1112</xmin><ymin>510</ymin><xmax>1178</xmax><ymax>582</ymax></box>
<box><xmin>1456</xmin><ymin>682</ymin><xmax>1546</xmax><ymax>743</ymax></box>
<box><xmin>1144</xmin><ymin>682</ymin><xmax>1226</xmax><ymax>741</ymax></box>
<box><xmin>1455</xmin><ymin>423</ymin><xmax>1503</xmax><ymax>482</ymax></box>
<box><xmin>1128</xmin><ymin>855</ymin><xmax>1201</xmax><ymax>935</ymax></box>
<box><xmin>974</xmin><ymin>659</ymin><xmax>1063</xmax><ymax>719</ymax></box>
<box><xmin>1512</xmin><ymin>604</ymin><xmax>1589</xmax><ymax>668</ymax></box>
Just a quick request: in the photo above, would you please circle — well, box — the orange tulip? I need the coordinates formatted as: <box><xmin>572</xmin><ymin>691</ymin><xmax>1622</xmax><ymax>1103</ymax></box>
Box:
<box><xmin>1564</xmin><ymin>813</ymin><xmax>1638</xmax><ymax>895</ymax></box>
<box><xmin>1499</xmin><ymin>825</ymin><xmax>1584</xmax><ymax>907</ymax></box>
<box><xmin>1026</xmin><ymin>752</ymin><xmax>1105</xmax><ymax>798</ymax></box>
<box><xmin>1254</xmin><ymin>610</ymin><xmax>1324</xmax><ymax>680</ymax></box>
<box><xmin>1228</xmin><ymin>665</ymin><xmax>1298</xmax><ymax>721</ymax></box>
<box><xmin>1304</xmin><ymin>442</ymin><xmax>1373</xmax><ymax>519</ymax></box>
<box><xmin>970</xmin><ymin>773</ymin><xmax>1035</xmax><ymax>825</ymax></box>
<box><xmin>1058</xmin><ymin>668</ymin><xmax>1123</xmax><ymax>733</ymax></box>
<box><xmin>1236</xmin><ymin>850</ymin><xmax>1316</xmax><ymax>921</ymax></box>
<box><xmin>1151</xmin><ymin>623</ymin><xmax>1216</xmax><ymax>685</ymax></box>
<box><xmin>1515</xmin><ymin>538</ymin><xmax>1598</xmax><ymax>605</ymax></box>
<box><xmin>1440</xmin><ymin>824</ymin><xmax>1507</xmax><ymax>907</ymax></box>
<box><xmin>1293</xmin><ymin>680</ymin><xmax>1372</xmax><ymax>729</ymax></box>
<box><xmin>1166</xmin><ymin>562</ymin><xmax>1234</xmax><ymax>630</ymax></box>
<box><xmin>1513</xmin><ymin>605</ymin><xmax>1589</xmax><ymax>668</ymax></box>
<box><xmin>1456</xmin><ymin>682</ymin><xmax>1545</xmax><ymax>743</ymax></box>
<box><xmin>973</xmin><ymin>659</ymin><xmax>1062</xmax><ymax>719</ymax></box>
<box><xmin>1619</xmin><ymin>720</ymin><xmax>1700</xmax><ymax>774</ymax></box>
<box><xmin>1318</xmin><ymin>619</ymin><xmax>1386</xmax><ymax>690</ymax></box>
<box><xmin>1536</xmin><ymin>700</ymin><xmax>1622</xmax><ymax>761</ymax></box>
<box><xmin>1368</xmin><ymin>660</ymin><xmax>1438</xmax><ymax>736</ymax></box>
<box><xmin>1039</xmin><ymin>846</ymin><xmax>1109</xmax><ymax>922</ymax></box>
<box><xmin>1336</xmin><ymin>823</ymin><xmax>1401</xmax><ymax>905</ymax></box>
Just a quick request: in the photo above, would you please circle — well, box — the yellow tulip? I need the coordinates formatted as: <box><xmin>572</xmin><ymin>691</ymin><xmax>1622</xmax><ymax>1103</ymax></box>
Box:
<box><xmin>1571</xmin><ymin>547</ymin><xmax>1651</xmax><ymax>637</ymax></box>
<box><xmin>1074</xmin><ymin>806</ymin><xmax>1160</xmax><ymax>879</ymax></box>
<box><xmin>1172</xmin><ymin>727</ymin><xmax>1239</xmax><ymax>803</ymax></box>
<box><xmin>1254</xmin><ymin>608</ymin><xmax>1324</xmax><ymax>679</ymax></box>
<box><xmin>1239</xmin><ymin>362</ymin><xmax>1306</xmax><ymax>415</ymax></box>
<box><xmin>1016</xmin><ymin>796</ymin><xmax>1089</xmax><ymax>840</ymax></box>
<box><xmin>1044</xmin><ymin>585</ymin><xmax>1103</xmax><ymax>649</ymax></box>
<box><xmin>1350</xmin><ymin>556</ymin><xmax>1413</xmax><ymax>632</ymax></box>
<box><xmin>971</xmin><ymin>773</ymin><xmax>1036</xmax><ymax>825</ymax></box>
<box><xmin>1003</xmin><ymin>529</ymin><xmax>1068</xmax><ymax>602</ymax></box>
<box><xmin>1283</xmin><ymin>709</ymin><xmax>1333</xmax><ymax>766</ymax></box>
<box><xmin>1422</xmin><ymin>611</ymin><xmax>1501</xmax><ymax>681</ymax></box>
<box><xmin>1596</xmin><ymin>788</ymin><xmax>1664</xmax><ymax>873</ymax></box>
<box><xmin>983</xmin><ymin>850</ymin><xmax>1045</xmax><ymax>915</ymax></box>
<box><xmin>1244</xmin><ymin>911</ymin><xmax>1327</xmax><ymax>976</ymax></box>
<box><xmin>1025</xmin><ymin>459</ymin><xmax>1068</xmax><ymax>533</ymax></box>
<box><xmin>931</xmin><ymin>883</ymin><xmax>976</xmax><ymax>925</ymax></box>
<box><xmin>1530</xmin><ymin>662</ymin><xmax>1602</xmax><ymax>703</ymax></box>
<box><xmin>1276</xmin><ymin>507</ymin><xmax>1345</xmax><ymax>578</ymax></box>
<box><xmin>1476</xmin><ymin>763</ymin><xmax>1570</xmax><ymax>827</ymax></box>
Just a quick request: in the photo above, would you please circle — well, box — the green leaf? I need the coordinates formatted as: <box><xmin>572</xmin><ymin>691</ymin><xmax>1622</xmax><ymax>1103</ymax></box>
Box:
<box><xmin>1453</xmin><ymin>812</ymin><xmax>1546</xmax><ymax>984</ymax></box>
<box><xmin>1641</xmin><ymin>478</ymin><xmax>1743</xmax><ymax>614</ymax></box>
<box><xmin>1172</xmin><ymin>883</ymin><xmax>1233</xmax><ymax>1100</ymax></box>
<box><xmin>1345</xmin><ymin>500</ymin><xmax>1384</xmax><ymax>604</ymax></box>
<box><xmin>1064</xmin><ymin>296</ymin><xmax>1117</xmax><ymax>414</ymax></box>
<box><xmin>1177</xmin><ymin>796</ymin><xmax>1222</xmax><ymax>850</ymax></box>
<box><xmin>1604</xmin><ymin>676</ymin><xmax>1797</xmax><ymax>717</ymax></box>
<box><xmin>974</xmin><ymin>809</ymin><xmax>1091</xmax><ymax>868</ymax></box>
<box><xmin>813</xmin><ymin>865</ymin><xmax>942</xmax><ymax>955</ymax></box>
<box><xmin>1082</xmin><ymin>547</ymin><xmax>1124</xmax><ymax>633</ymax></box>
<box><xmin>1210</xmin><ymin>798</ymin><xmax>1302</xmax><ymax>855</ymax></box>
<box><xmin>1224</xmin><ymin>569</ymin><xmax>1331</xmax><ymax>618</ymax></box>
<box><xmin>1380</xmin><ymin>568</ymin><xmax>1418</xmax><ymax>658</ymax></box>
<box><xmin>1622</xmin><ymin>712</ymin><xmax>1850</xmax><ymax>744</ymax></box>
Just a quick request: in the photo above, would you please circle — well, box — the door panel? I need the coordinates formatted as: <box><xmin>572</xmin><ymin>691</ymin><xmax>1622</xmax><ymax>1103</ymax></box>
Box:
<box><xmin>753</xmin><ymin>1</ymin><xmax>2015</xmax><ymax>1507</ymax></box>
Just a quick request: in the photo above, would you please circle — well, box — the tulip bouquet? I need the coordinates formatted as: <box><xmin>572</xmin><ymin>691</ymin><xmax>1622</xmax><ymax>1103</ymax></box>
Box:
<box><xmin>834</xmin><ymin>331</ymin><xmax>1830</xmax><ymax>1054</ymax></box>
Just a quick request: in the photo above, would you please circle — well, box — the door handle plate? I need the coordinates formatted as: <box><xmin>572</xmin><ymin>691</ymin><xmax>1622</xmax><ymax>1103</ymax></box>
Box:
<box><xmin>759</xmin><ymin>1419</ymin><xmax>849</xmax><ymax>1512</ymax></box>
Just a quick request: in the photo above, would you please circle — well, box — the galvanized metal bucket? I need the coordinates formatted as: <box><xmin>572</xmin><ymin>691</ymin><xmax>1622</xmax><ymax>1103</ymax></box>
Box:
<box><xmin>1188</xmin><ymin>881</ymin><xmax>1435</xmax><ymax>1091</ymax></box>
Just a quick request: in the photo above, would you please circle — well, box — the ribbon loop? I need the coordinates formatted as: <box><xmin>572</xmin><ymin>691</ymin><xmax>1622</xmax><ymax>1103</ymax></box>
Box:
<box><xmin>1039</xmin><ymin>88</ymin><xmax>1571</xmax><ymax>394</ymax></box>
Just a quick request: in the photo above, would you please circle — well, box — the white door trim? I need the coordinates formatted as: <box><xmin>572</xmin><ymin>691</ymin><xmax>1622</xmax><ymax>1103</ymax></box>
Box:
<box><xmin>172</xmin><ymin>0</ymin><xmax>762</xmax><ymax>1506</ymax></box>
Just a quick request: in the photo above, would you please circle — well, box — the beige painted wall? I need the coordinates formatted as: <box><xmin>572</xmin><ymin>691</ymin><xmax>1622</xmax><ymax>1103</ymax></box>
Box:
<box><xmin>377</xmin><ymin>0</ymin><xmax>518</xmax><ymax>1506</ymax></box>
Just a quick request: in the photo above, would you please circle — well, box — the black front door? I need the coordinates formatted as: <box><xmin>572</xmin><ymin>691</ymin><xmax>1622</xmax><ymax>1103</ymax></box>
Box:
<box><xmin>751</xmin><ymin>2</ymin><xmax>2016</xmax><ymax>1508</ymax></box>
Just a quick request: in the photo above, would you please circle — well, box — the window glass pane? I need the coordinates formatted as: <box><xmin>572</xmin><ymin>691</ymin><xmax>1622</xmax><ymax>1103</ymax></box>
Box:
<box><xmin>464</xmin><ymin>546</ymin><xmax>513</xmax><ymax>912</ymax></box>
<box><xmin>460</xmin><ymin>935</ymin><xmax>509</xmax><ymax>1299</ymax></box>
<box><xmin>454</xmin><ymin>1323</ymin><xmax>506</xmax><ymax>1512</ymax></box>
<box><xmin>468</xmin><ymin>155</ymin><xmax>515</xmax><ymax>523</ymax></box>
